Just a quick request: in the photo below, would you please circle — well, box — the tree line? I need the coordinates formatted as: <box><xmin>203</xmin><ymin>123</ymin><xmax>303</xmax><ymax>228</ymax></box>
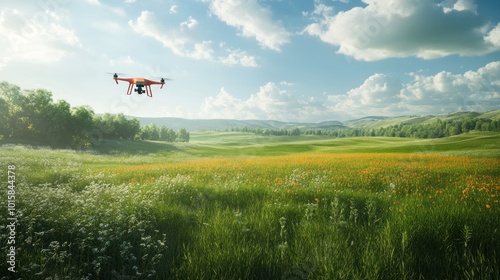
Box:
<box><xmin>138</xmin><ymin>123</ymin><xmax>190</xmax><ymax>143</ymax></box>
<box><xmin>0</xmin><ymin>82</ymin><xmax>188</xmax><ymax>148</ymax></box>
<box><xmin>229</xmin><ymin>116</ymin><xmax>500</xmax><ymax>139</ymax></box>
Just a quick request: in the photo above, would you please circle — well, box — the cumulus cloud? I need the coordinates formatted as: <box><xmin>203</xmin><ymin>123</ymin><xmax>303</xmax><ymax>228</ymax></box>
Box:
<box><xmin>200</xmin><ymin>88</ymin><xmax>252</xmax><ymax>119</ymax></box>
<box><xmin>331</xmin><ymin>61</ymin><xmax>500</xmax><ymax>118</ymax></box>
<box><xmin>304</xmin><ymin>0</ymin><xmax>500</xmax><ymax>61</ymax></box>
<box><xmin>0</xmin><ymin>8</ymin><xmax>80</xmax><ymax>65</ymax></box>
<box><xmin>200</xmin><ymin>82</ymin><xmax>322</xmax><ymax>120</ymax></box>
<box><xmin>400</xmin><ymin>61</ymin><xmax>500</xmax><ymax>113</ymax></box>
<box><xmin>219</xmin><ymin>49</ymin><xmax>258</xmax><ymax>67</ymax></box>
<box><xmin>485</xmin><ymin>23</ymin><xmax>500</xmax><ymax>47</ymax></box>
<box><xmin>247</xmin><ymin>83</ymin><xmax>302</xmax><ymax>119</ymax></box>
<box><xmin>129</xmin><ymin>10</ymin><xmax>258</xmax><ymax>66</ymax></box>
<box><xmin>200</xmin><ymin>61</ymin><xmax>500</xmax><ymax>121</ymax></box>
<box><xmin>209</xmin><ymin>0</ymin><xmax>290</xmax><ymax>51</ymax></box>
<box><xmin>328</xmin><ymin>74</ymin><xmax>406</xmax><ymax>118</ymax></box>
<box><xmin>189</xmin><ymin>41</ymin><xmax>214</xmax><ymax>60</ymax></box>
<box><xmin>440</xmin><ymin>0</ymin><xmax>477</xmax><ymax>14</ymax></box>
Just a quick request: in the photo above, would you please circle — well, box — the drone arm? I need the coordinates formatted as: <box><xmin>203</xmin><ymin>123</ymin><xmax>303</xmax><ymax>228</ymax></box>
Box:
<box><xmin>115</xmin><ymin>77</ymin><xmax>135</xmax><ymax>83</ymax></box>
<box><xmin>144</xmin><ymin>78</ymin><xmax>165</xmax><ymax>86</ymax></box>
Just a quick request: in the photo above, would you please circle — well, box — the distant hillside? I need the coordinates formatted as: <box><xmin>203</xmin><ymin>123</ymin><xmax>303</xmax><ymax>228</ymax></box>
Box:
<box><xmin>132</xmin><ymin>110</ymin><xmax>500</xmax><ymax>132</ymax></box>
<box><xmin>346</xmin><ymin>110</ymin><xmax>500</xmax><ymax>130</ymax></box>
<box><xmin>134</xmin><ymin>117</ymin><xmax>346</xmax><ymax>131</ymax></box>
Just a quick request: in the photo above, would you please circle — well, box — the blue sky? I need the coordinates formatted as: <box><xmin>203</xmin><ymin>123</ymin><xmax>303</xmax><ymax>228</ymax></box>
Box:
<box><xmin>1</xmin><ymin>0</ymin><xmax>499</xmax><ymax>122</ymax></box>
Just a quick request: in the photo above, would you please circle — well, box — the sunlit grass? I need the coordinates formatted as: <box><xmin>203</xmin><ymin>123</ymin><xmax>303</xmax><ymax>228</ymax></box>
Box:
<box><xmin>0</xmin><ymin>136</ymin><xmax>499</xmax><ymax>279</ymax></box>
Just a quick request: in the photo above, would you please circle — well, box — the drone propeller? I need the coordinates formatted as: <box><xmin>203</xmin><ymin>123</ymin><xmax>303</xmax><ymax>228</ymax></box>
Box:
<box><xmin>150</xmin><ymin>76</ymin><xmax>172</xmax><ymax>82</ymax></box>
<box><xmin>107</xmin><ymin>72</ymin><xmax>127</xmax><ymax>78</ymax></box>
<box><xmin>147</xmin><ymin>75</ymin><xmax>172</xmax><ymax>81</ymax></box>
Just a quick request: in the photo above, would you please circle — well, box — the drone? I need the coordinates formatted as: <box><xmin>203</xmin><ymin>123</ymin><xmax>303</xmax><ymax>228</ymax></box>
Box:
<box><xmin>113</xmin><ymin>73</ymin><xmax>168</xmax><ymax>97</ymax></box>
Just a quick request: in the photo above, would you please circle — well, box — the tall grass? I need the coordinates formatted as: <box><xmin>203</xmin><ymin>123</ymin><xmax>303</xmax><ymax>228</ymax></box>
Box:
<box><xmin>0</xmin><ymin>144</ymin><xmax>499</xmax><ymax>279</ymax></box>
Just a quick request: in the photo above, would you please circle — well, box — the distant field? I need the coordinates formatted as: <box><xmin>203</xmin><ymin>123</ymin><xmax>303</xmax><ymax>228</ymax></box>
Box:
<box><xmin>187</xmin><ymin>131</ymin><xmax>500</xmax><ymax>157</ymax></box>
<box><xmin>1</xmin><ymin>132</ymin><xmax>499</xmax><ymax>279</ymax></box>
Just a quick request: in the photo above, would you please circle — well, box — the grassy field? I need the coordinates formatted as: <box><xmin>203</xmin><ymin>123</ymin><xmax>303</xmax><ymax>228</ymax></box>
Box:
<box><xmin>1</xmin><ymin>132</ymin><xmax>499</xmax><ymax>279</ymax></box>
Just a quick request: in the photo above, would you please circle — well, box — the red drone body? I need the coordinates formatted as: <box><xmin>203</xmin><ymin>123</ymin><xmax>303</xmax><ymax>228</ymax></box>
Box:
<box><xmin>113</xmin><ymin>73</ymin><xmax>166</xmax><ymax>97</ymax></box>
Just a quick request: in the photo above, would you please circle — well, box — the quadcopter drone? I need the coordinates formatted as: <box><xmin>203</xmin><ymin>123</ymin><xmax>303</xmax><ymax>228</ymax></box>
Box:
<box><xmin>113</xmin><ymin>73</ymin><xmax>168</xmax><ymax>97</ymax></box>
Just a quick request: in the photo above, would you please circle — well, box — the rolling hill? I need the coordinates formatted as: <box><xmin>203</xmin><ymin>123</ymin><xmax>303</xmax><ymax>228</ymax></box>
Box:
<box><xmin>133</xmin><ymin>110</ymin><xmax>500</xmax><ymax>132</ymax></box>
<box><xmin>134</xmin><ymin>117</ymin><xmax>346</xmax><ymax>131</ymax></box>
<box><xmin>346</xmin><ymin>110</ymin><xmax>500</xmax><ymax>130</ymax></box>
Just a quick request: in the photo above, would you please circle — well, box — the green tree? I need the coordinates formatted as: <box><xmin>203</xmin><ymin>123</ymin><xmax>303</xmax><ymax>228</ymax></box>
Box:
<box><xmin>474</xmin><ymin>119</ymin><xmax>484</xmax><ymax>131</ymax></box>
<box><xmin>21</xmin><ymin>89</ymin><xmax>52</xmax><ymax>140</ymax></box>
<box><xmin>1</xmin><ymin>84</ymin><xmax>30</xmax><ymax>139</ymax></box>
<box><xmin>167</xmin><ymin>128</ymin><xmax>177</xmax><ymax>142</ymax></box>
<box><xmin>46</xmin><ymin>100</ymin><xmax>73</xmax><ymax>146</ymax></box>
<box><xmin>159</xmin><ymin>126</ymin><xmax>177</xmax><ymax>142</ymax></box>
<box><xmin>114</xmin><ymin>114</ymin><xmax>140</xmax><ymax>140</ymax></box>
<box><xmin>94</xmin><ymin>113</ymin><xmax>117</xmax><ymax>139</ymax></box>
<box><xmin>71</xmin><ymin>106</ymin><xmax>95</xmax><ymax>148</ymax></box>
<box><xmin>177</xmin><ymin>128</ymin><xmax>190</xmax><ymax>142</ymax></box>
<box><xmin>290</xmin><ymin>128</ymin><xmax>301</xmax><ymax>136</ymax></box>
<box><xmin>481</xmin><ymin>122</ymin><xmax>491</xmax><ymax>131</ymax></box>
<box><xmin>140</xmin><ymin>123</ymin><xmax>160</xmax><ymax>140</ymax></box>
<box><xmin>0</xmin><ymin>96</ymin><xmax>8</xmax><ymax>138</ymax></box>
<box><xmin>461</xmin><ymin>118</ymin><xmax>475</xmax><ymax>133</ymax></box>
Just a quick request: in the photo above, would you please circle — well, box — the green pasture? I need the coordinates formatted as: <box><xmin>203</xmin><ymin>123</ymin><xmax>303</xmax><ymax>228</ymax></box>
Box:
<box><xmin>1</xmin><ymin>132</ymin><xmax>499</xmax><ymax>279</ymax></box>
<box><xmin>187</xmin><ymin>130</ymin><xmax>500</xmax><ymax>157</ymax></box>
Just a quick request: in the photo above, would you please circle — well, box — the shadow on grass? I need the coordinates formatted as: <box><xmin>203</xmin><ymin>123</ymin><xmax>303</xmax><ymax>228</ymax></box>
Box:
<box><xmin>1</xmin><ymin>138</ymin><xmax>180</xmax><ymax>155</ymax></box>
<box><xmin>85</xmin><ymin>139</ymin><xmax>180</xmax><ymax>155</ymax></box>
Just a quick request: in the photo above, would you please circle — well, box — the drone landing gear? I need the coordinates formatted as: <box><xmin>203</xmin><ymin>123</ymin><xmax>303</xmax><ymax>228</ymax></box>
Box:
<box><xmin>126</xmin><ymin>83</ymin><xmax>133</xmax><ymax>95</ymax></box>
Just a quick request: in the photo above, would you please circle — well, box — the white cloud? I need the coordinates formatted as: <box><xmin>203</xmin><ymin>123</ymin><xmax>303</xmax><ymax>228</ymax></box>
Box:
<box><xmin>327</xmin><ymin>74</ymin><xmax>406</xmax><ymax>118</ymax></box>
<box><xmin>247</xmin><ymin>82</ymin><xmax>300</xmax><ymax>119</ymax></box>
<box><xmin>200</xmin><ymin>87</ymin><xmax>252</xmax><ymax>119</ymax></box>
<box><xmin>209</xmin><ymin>0</ymin><xmax>290</xmax><ymax>51</ymax></box>
<box><xmin>169</xmin><ymin>5</ymin><xmax>178</xmax><ymax>14</ymax></box>
<box><xmin>440</xmin><ymin>0</ymin><xmax>477</xmax><ymax>14</ymax></box>
<box><xmin>219</xmin><ymin>49</ymin><xmax>258</xmax><ymax>67</ymax></box>
<box><xmin>129</xmin><ymin>11</ymin><xmax>189</xmax><ymax>57</ymax></box>
<box><xmin>129</xmin><ymin>10</ymin><xmax>257</xmax><ymax>67</ymax></box>
<box><xmin>200</xmin><ymin>82</ymin><xmax>305</xmax><ymax>120</ymax></box>
<box><xmin>85</xmin><ymin>0</ymin><xmax>101</xmax><ymax>6</ymax></box>
<box><xmin>0</xmin><ymin>8</ymin><xmax>81</xmax><ymax>65</ymax></box>
<box><xmin>399</xmin><ymin>61</ymin><xmax>500</xmax><ymax>112</ymax></box>
<box><xmin>486</xmin><ymin>23</ymin><xmax>500</xmax><ymax>47</ymax></box>
<box><xmin>303</xmin><ymin>1</ymin><xmax>334</xmax><ymax>17</ymax></box>
<box><xmin>199</xmin><ymin>61</ymin><xmax>500</xmax><ymax>121</ymax></box>
<box><xmin>304</xmin><ymin>0</ymin><xmax>500</xmax><ymax>61</ymax></box>
<box><xmin>188</xmin><ymin>41</ymin><xmax>214</xmax><ymax>60</ymax></box>
<box><xmin>180</xmin><ymin>16</ymin><xmax>198</xmax><ymax>30</ymax></box>
<box><xmin>330</xmin><ymin>61</ymin><xmax>500</xmax><ymax>118</ymax></box>
<box><xmin>280</xmin><ymin>81</ymin><xmax>294</xmax><ymax>87</ymax></box>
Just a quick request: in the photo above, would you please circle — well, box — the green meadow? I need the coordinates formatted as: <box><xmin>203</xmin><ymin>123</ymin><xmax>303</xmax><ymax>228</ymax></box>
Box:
<box><xmin>1</xmin><ymin>131</ymin><xmax>500</xmax><ymax>279</ymax></box>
